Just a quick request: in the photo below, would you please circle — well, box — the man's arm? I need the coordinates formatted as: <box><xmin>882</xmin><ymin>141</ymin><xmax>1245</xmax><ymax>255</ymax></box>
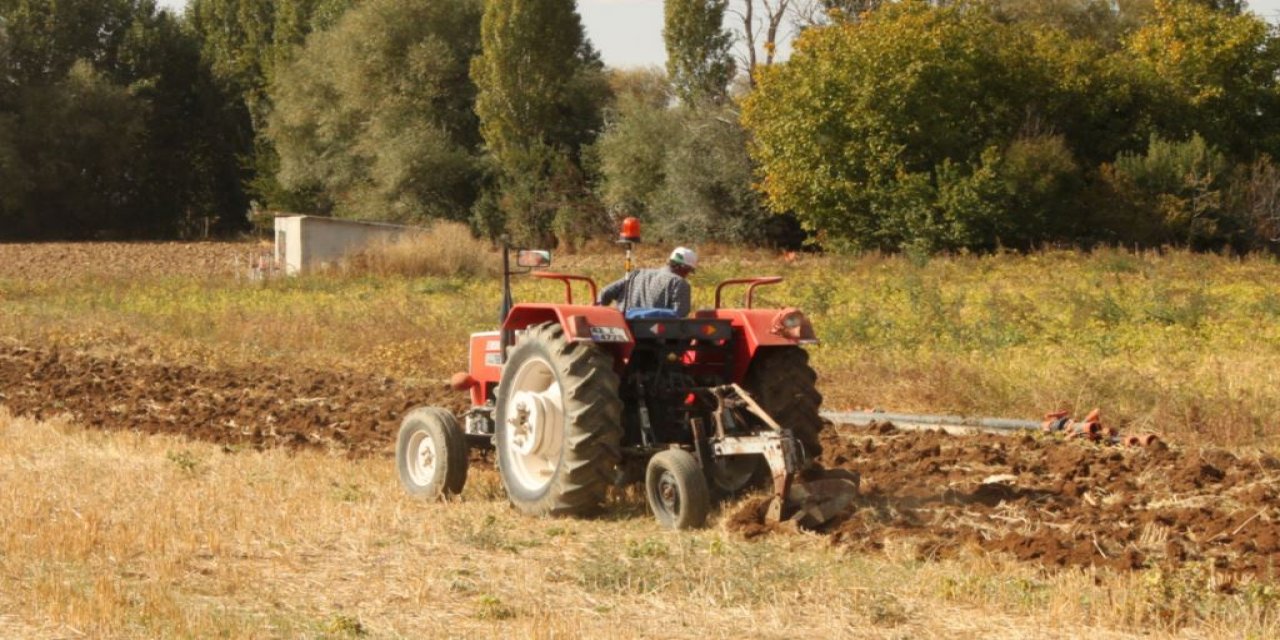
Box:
<box><xmin>598</xmin><ymin>275</ymin><xmax>629</xmax><ymax>306</ymax></box>
<box><xmin>672</xmin><ymin>279</ymin><xmax>691</xmax><ymax>317</ymax></box>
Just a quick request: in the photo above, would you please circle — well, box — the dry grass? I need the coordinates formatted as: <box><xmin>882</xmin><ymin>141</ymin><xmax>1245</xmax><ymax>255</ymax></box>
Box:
<box><xmin>2</xmin><ymin>410</ymin><xmax>1277</xmax><ymax>638</ymax></box>
<box><xmin>344</xmin><ymin>222</ymin><xmax>498</xmax><ymax>278</ymax></box>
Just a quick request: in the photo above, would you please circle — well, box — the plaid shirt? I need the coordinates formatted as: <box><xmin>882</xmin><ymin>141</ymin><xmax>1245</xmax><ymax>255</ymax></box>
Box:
<box><xmin>598</xmin><ymin>265</ymin><xmax>691</xmax><ymax>317</ymax></box>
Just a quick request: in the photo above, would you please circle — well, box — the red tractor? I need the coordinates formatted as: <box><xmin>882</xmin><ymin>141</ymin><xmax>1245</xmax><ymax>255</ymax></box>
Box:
<box><xmin>396</xmin><ymin>221</ymin><xmax>856</xmax><ymax>529</ymax></box>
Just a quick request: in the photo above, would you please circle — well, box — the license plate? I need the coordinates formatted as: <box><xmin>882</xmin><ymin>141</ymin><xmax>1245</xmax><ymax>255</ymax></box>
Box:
<box><xmin>590</xmin><ymin>326</ymin><xmax>629</xmax><ymax>343</ymax></box>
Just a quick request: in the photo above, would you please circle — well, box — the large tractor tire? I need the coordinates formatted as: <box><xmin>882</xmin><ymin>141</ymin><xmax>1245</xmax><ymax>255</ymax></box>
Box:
<box><xmin>495</xmin><ymin>322</ymin><xmax>623</xmax><ymax>517</ymax></box>
<box><xmin>744</xmin><ymin>346</ymin><xmax>825</xmax><ymax>461</ymax></box>
<box><xmin>397</xmin><ymin>407</ymin><xmax>468</xmax><ymax>499</ymax></box>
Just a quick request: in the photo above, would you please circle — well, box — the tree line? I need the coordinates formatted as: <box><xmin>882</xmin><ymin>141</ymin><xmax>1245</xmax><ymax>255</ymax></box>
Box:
<box><xmin>2</xmin><ymin>0</ymin><xmax>1278</xmax><ymax>253</ymax></box>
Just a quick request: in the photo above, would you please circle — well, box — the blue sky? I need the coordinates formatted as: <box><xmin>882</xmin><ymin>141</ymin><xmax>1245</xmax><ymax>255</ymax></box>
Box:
<box><xmin>157</xmin><ymin>0</ymin><xmax>1280</xmax><ymax>70</ymax></box>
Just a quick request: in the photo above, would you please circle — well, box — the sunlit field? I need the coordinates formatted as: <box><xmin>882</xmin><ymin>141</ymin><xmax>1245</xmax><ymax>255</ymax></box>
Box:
<box><xmin>3</xmin><ymin>239</ymin><xmax>1280</xmax><ymax>637</ymax></box>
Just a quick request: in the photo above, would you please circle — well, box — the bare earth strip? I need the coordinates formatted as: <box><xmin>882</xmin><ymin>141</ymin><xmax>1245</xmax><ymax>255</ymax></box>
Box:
<box><xmin>0</xmin><ymin>343</ymin><xmax>459</xmax><ymax>457</ymax></box>
<box><xmin>0</xmin><ymin>241</ymin><xmax>261</xmax><ymax>282</ymax></box>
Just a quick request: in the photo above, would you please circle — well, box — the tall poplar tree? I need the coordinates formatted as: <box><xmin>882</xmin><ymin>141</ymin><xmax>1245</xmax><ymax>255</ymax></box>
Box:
<box><xmin>664</xmin><ymin>0</ymin><xmax>735</xmax><ymax>105</ymax></box>
<box><xmin>470</xmin><ymin>0</ymin><xmax>608</xmax><ymax>243</ymax></box>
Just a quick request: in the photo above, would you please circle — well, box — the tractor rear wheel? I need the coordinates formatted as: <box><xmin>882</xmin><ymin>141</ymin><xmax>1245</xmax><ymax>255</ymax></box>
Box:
<box><xmin>396</xmin><ymin>407</ymin><xmax>468</xmax><ymax>499</ymax></box>
<box><xmin>744</xmin><ymin>347</ymin><xmax>825</xmax><ymax>460</ymax></box>
<box><xmin>495</xmin><ymin>322</ymin><xmax>623</xmax><ymax>517</ymax></box>
<box><xmin>645</xmin><ymin>449</ymin><xmax>711</xmax><ymax>530</ymax></box>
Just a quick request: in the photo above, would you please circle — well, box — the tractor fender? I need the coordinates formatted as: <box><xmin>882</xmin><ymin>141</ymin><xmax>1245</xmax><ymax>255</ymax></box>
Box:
<box><xmin>502</xmin><ymin>303</ymin><xmax>635</xmax><ymax>362</ymax></box>
<box><xmin>697</xmin><ymin>308</ymin><xmax>812</xmax><ymax>382</ymax></box>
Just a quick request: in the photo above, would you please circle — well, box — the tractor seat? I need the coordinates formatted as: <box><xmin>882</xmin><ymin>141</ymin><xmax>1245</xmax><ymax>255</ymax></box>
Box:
<box><xmin>624</xmin><ymin>307</ymin><xmax>680</xmax><ymax>320</ymax></box>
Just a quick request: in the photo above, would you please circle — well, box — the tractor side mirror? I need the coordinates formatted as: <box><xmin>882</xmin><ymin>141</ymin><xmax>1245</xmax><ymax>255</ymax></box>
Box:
<box><xmin>516</xmin><ymin>250</ymin><xmax>552</xmax><ymax>268</ymax></box>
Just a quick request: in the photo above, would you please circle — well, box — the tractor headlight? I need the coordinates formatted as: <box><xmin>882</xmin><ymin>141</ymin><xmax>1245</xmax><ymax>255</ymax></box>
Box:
<box><xmin>771</xmin><ymin>308</ymin><xmax>814</xmax><ymax>341</ymax></box>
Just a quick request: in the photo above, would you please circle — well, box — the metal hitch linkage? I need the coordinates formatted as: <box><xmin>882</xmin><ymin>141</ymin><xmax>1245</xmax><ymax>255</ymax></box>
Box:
<box><xmin>708</xmin><ymin>384</ymin><xmax>859</xmax><ymax>527</ymax></box>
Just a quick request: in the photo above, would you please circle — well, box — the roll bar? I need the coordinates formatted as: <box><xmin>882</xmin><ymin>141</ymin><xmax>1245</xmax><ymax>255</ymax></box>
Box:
<box><xmin>714</xmin><ymin>276</ymin><xmax>783</xmax><ymax>309</ymax></box>
<box><xmin>531</xmin><ymin>272</ymin><xmax>599</xmax><ymax>305</ymax></box>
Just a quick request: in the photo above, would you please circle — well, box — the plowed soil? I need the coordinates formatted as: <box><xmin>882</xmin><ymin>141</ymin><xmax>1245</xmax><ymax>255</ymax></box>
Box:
<box><xmin>6</xmin><ymin>342</ymin><xmax>1280</xmax><ymax>578</ymax></box>
<box><xmin>730</xmin><ymin>422</ymin><xmax>1280</xmax><ymax>579</ymax></box>
<box><xmin>0</xmin><ymin>344</ymin><xmax>460</xmax><ymax>456</ymax></box>
<box><xmin>0</xmin><ymin>242</ymin><xmax>259</xmax><ymax>281</ymax></box>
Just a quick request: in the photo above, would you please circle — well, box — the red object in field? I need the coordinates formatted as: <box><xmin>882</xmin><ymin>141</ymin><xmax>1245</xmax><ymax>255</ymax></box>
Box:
<box><xmin>449</xmin><ymin>372</ymin><xmax>477</xmax><ymax>391</ymax></box>
<box><xmin>620</xmin><ymin>217</ymin><xmax>642</xmax><ymax>243</ymax></box>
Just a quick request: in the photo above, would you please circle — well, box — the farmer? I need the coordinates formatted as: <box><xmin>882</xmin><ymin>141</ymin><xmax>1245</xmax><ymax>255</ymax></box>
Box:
<box><xmin>597</xmin><ymin>247</ymin><xmax>698</xmax><ymax>318</ymax></box>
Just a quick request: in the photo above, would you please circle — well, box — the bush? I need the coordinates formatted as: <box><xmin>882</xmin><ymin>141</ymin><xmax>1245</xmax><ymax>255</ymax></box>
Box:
<box><xmin>1102</xmin><ymin>133</ymin><xmax>1237</xmax><ymax>248</ymax></box>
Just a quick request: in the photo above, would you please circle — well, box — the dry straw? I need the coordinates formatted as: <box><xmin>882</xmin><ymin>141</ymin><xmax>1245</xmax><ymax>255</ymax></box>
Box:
<box><xmin>344</xmin><ymin>222</ymin><xmax>498</xmax><ymax>278</ymax></box>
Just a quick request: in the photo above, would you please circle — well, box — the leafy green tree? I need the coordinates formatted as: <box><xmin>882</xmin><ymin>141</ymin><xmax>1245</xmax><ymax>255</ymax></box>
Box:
<box><xmin>267</xmin><ymin>0</ymin><xmax>484</xmax><ymax>223</ymax></box>
<box><xmin>595</xmin><ymin>84</ymin><xmax>785</xmax><ymax>245</ymax></box>
<box><xmin>187</xmin><ymin>0</ymin><xmax>356</xmax><ymax>210</ymax></box>
<box><xmin>0</xmin><ymin>0</ymin><xmax>249</xmax><ymax>239</ymax></box>
<box><xmin>1127</xmin><ymin>0</ymin><xmax>1280</xmax><ymax>161</ymax></box>
<box><xmin>470</xmin><ymin>0</ymin><xmax>610</xmax><ymax>243</ymax></box>
<box><xmin>187</xmin><ymin>0</ymin><xmax>353</xmax><ymax>106</ymax></box>
<box><xmin>988</xmin><ymin>0</ymin><xmax>1151</xmax><ymax>46</ymax></box>
<box><xmin>664</xmin><ymin>0</ymin><xmax>735</xmax><ymax>105</ymax></box>
<box><xmin>743</xmin><ymin>1</ymin><xmax>1046</xmax><ymax>250</ymax></box>
<box><xmin>3</xmin><ymin>62</ymin><xmax>146</xmax><ymax>238</ymax></box>
<box><xmin>594</xmin><ymin>93</ymin><xmax>678</xmax><ymax>221</ymax></box>
<box><xmin>0</xmin><ymin>0</ymin><xmax>139</xmax><ymax>84</ymax></box>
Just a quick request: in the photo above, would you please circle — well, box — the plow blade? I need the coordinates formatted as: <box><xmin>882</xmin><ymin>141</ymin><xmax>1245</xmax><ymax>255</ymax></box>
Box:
<box><xmin>710</xmin><ymin>383</ymin><xmax>860</xmax><ymax>529</ymax></box>
<box><xmin>766</xmin><ymin>470</ymin><xmax>861</xmax><ymax>529</ymax></box>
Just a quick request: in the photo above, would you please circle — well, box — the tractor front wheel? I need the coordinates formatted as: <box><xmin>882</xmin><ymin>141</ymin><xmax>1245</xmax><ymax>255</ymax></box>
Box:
<box><xmin>396</xmin><ymin>407</ymin><xmax>468</xmax><ymax>499</ymax></box>
<box><xmin>495</xmin><ymin>322</ymin><xmax>623</xmax><ymax>517</ymax></box>
<box><xmin>645</xmin><ymin>449</ymin><xmax>711</xmax><ymax>530</ymax></box>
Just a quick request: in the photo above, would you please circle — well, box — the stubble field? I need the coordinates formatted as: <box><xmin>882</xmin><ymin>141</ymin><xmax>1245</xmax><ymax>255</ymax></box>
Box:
<box><xmin>2</xmin><ymin>238</ymin><xmax>1280</xmax><ymax>637</ymax></box>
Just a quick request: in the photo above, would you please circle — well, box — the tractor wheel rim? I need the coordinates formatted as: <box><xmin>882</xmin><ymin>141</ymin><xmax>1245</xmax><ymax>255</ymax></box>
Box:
<box><xmin>406</xmin><ymin>430</ymin><xmax>437</xmax><ymax>487</ymax></box>
<box><xmin>503</xmin><ymin>357</ymin><xmax>564</xmax><ymax>492</ymax></box>
<box><xmin>656</xmin><ymin>471</ymin><xmax>681</xmax><ymax>515</ymax></box>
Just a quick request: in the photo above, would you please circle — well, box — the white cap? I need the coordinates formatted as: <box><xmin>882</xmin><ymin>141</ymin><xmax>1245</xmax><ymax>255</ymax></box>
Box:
<box><xmin>669</xmin><ymin>246</ymin><xmax>698</xmax><ymax>270</ymax></box>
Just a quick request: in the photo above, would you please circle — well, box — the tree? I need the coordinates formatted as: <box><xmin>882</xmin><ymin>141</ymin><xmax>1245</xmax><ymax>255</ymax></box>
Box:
<box><xmin>594</xmin><ymin>75</ymin><xmax>785</xmax><ymax>245</ymax></box>
<box><xmin>1101</xmin><ymin>133</ymin><xmax>1241</xmax><ymax>248</ymax></box>
<box><xmin>0</xmin><ymin>0</ymin><xmax>249</xmax><ymax>239</ymax></box>
<box><xmin>3</xmin><ymin>62</ymin><xmax>146</xmax><ymax>238</ymax></box>
<box><xmin>730</xmin><ymin>0</ymin><xmax>792</xmax><ymax>86</ymax></box>
<box><xmin>187</xmin><ymin>0</ymin><xmax>356</xmax><ymax>210</ymax></box>
<box><xmin>470</xmin><ymin>0</ymin><xmax>610</xmax><ymax>243</ymax></box>
<box><xmin>1127</xmin><ymin>0</ymin><xmax>1280</xmax><ymax>161</ymax></box>
<box><xmin>988</xmin><ymin>0</ymin><xmax>1152</xmax><ymax>46</ymax></box>
<box><xmin>743</xmin><ymin>1</ymin><xmax>1046</xmax><ymax>250</ymax></box>
<box><xmin>187</xmin><ymin>0</ymin><xmax>354</xmax><ymax>107</ymax></box>
<box><xmin>664</xmin><ymin>0</ymin><xmax>735</xmax><ymax>105</ymax></box>
<box><xmin>267</xmin><ymin>0</ymin><xmax>484</xmax><ymax>223</ymax></box>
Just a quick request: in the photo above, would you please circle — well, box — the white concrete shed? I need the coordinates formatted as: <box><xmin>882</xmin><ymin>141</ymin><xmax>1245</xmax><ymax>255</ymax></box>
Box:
<box><xmin>273</xmin><ymin>215</ymin><xmax>417</xmax><ymax>274</ymax></box>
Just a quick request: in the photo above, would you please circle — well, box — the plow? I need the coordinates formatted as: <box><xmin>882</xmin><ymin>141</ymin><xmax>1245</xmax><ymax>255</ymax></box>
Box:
<box><xmin>396</xmin><ymin>218</ymin><xmax>858</xmax><ymax>529</ymax></box>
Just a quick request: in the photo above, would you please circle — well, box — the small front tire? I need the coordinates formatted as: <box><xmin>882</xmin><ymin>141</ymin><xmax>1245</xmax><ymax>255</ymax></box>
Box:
<box><xmin>397</xmin><ymin>407</ymin><xmax>468</xmax><ymax>499</ymax></box>
<box><xmin>646</xmin><ymin>450</ymin><xmax>711</xmax><ymax>530</ymax></box>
